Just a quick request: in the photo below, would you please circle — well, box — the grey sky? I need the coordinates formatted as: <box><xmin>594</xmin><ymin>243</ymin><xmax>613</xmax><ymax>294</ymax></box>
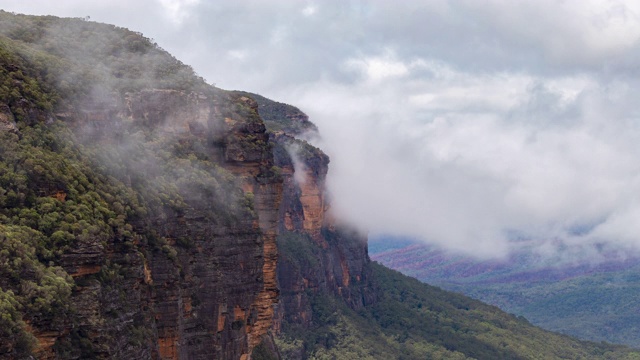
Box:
<box><xmin>4</xmin><ymin>0</ymin><xmax>640</xmax><ymax>259</ymax></box>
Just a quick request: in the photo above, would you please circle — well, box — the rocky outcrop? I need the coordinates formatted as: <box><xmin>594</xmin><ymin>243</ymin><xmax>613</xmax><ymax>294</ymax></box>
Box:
<box><xmin>214</xmin><ymin>95</ymin><xmax>282</xmax><ymax>354</ymax></box>
<box><xmin>0</xmin><ymin>103</ymin><xmax>18</xmax><ymax>133</ymax></box>
<box><xmin>231</xmin><ymin>91</ymin><xmax>318</xmax><ymax>136</ymax></box>
<box><xmin>267</xmin><ymin>119</ymin><xmax>376</xmax><ymax>335</ymax></box>
<box><xmin>126</xmin><ymin>90</ymin><xmax>282</xmax><ymax>360</ymax></box>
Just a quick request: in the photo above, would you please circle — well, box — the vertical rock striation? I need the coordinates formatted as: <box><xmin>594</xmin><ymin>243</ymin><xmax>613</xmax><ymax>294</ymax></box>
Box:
<box><xmin>258</xmin><ymin>109</ymin><xmax>377</xmax><ymax>336</ymax></box>
<box><xmin>124</xmin><ymin>90</ymin><xmax>283</xmax><ymax>359</ymax></box>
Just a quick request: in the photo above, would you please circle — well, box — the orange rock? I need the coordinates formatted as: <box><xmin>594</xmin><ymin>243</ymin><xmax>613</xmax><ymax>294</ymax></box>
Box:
<box><xmin>158</xmin><ymin>335</ymin><xmax>178</xmax><ymax>360</ymax></box>
<box><xmin>70</xmin><ymin>264</ymin><xmax>101</xmax><ymax>277</ymax></box>
<box><xmin>52</xmin><ymin>190</ymin><xmax>67</xmax><ymax>202</ymax></box>
<box><xmin>341</xmin><ymin>256</ymin><xmax>350</xmax><ymax>287</ymax></box>
<box><xmin>183</xmin><ymin>297</ymin><xmax>192</xmax><ymax>315</ymax></box>
<box><xmin>144</xmin><ymin>261</ymin><xmax>153</xmax><ymax>285</ymax></box>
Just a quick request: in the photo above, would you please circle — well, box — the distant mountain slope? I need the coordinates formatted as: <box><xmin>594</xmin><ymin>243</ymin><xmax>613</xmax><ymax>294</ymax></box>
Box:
<box><xmin>370</xmin><ymin>237</ymin><xmax>640</xmax><ymax>348</ymax></box>
<box><xmin>274</xmin><ymin>259</ymin><xmax>640</xmax><ymax>359</ymax></box>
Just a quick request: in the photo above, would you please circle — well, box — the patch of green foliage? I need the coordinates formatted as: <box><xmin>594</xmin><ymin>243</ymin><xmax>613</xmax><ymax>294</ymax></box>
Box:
<box><xmin>451</xmin><ymin>267</ymin><xmax>640</xmax><ymax>348</ymax></box>
<box><xmin>0</xmin><ymin>124</ymin><xmax>146</xmax><ymax>357</ymax></box>
<box><xmin>278</xmin><ymin>262</ymin><xmax>640</xmax><ymax>359</ymax></box>
<box><xmin>0</xmin><ymin>11</ymin><xmax>209</xmax><ymax>99</ymax></box>
<box><xmin>0</xmin><ymin>36</ymin><xmax>61</xmax><ymax>123</ymax></box>
<box><xmin>278</xmin><ymin>230</ymin><xmax>321</xmax><ymax>271</ymax></box>
<box><xmin>251</xmin><ymin>340</ymin><xmax>279</xmax><ymax>360</ymax></box>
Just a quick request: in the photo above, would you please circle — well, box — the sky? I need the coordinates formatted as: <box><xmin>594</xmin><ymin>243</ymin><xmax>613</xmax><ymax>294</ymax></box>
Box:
<box><xmin>4</xmin><ymin>0</ymin><xmax>640</xmax><ymax>260</ymax></box>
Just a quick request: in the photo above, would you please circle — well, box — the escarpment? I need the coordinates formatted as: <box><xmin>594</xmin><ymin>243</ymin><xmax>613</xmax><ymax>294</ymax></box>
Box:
<box><xmin>249</xmin><ymin>100</ymin><xmax>377</xmax><ymax>336</ymax></box>
<box><xmin>0</xmin><ymin>11</ymin><xmax>372</xmax><ymax>359</ymax></box>
<box><xmin>0</xmin><ymin>12</ymin><xmax>282</xmax><ymax>360</ymax></box>
<box><xmin>236</xmin><ymin>90</ymin><xmax>378</xmax><ymax>309</ymax></box>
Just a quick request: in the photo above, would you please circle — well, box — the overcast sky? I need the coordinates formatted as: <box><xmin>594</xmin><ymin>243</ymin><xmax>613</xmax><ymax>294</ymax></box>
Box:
<box><xmin>5</xmin><ymin>0</ymin><xmax>640</xmax><ymax>260</ymax></box>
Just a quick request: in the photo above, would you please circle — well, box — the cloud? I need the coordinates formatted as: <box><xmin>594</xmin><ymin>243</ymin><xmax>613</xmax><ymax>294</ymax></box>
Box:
<box><xmin>302</xmin><ymin>4</ymin><xmax>317</xmax><ymax>17</ymax></box>
<box><xmin>344</xmin><ymin>52</ymin><xmax>410</xmax><ymax>81</ymax></box>
<box><xmin>274</xmin><ymin>60</ymin><xmax>640</xmax><ymax>259</ymax></box>
<box><xmin>285</xmin><ymin>144</ymin><xmax>308</xmax><ymax>186</ymax></box>
<box><xmin>7</xmin><ymin>0</ymin><xmax>640</xmax><ymax>260</ymax></box>
<box><xmin>157</xmin><ymin>0</ymin><xmax>200</xmax><ymax>25</ymax></box>
<box><xmin>459</xmin><ymin>0</ymin><xmax>640</xmax><ymax>64</ymax></box>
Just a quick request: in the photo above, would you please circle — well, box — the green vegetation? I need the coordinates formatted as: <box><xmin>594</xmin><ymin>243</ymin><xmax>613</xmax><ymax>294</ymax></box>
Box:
<box><xmin>0</xmin><ymin>11</ymin><xmax>209</xmax><ymax>101</ymax></box>
<box><xmin>278</xmin><ymin>230</ymin><xmax>322</xmax><ymax>270</ymax></box>
<box><xmin>278</xmin><ymin>262</ymin><xmax>640</xmax><ymax>359</ymax></box>
<box><xmin>0</xmin><ymin>123</ymin><xmax>141</xmax><ymax>356</ymax></box>
<box><xmin>371</xmin><ymin>241</ymin><xmax>640</xmax><ymax>348</ymax></box>
<box><xmin>450</xmin><ymin>267</ymin><xmax>640</xmax><ymax>348</ymax></box>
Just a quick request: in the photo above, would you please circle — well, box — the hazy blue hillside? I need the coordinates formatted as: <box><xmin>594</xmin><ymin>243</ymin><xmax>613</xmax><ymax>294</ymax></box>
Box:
<box><xmin>370</xmin><ymin>237</ymin><xmax>640</xmax><ymax>348</ymax></box>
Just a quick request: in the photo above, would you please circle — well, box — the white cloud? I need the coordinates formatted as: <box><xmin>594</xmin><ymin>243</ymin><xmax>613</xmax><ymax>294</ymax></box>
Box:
<box><xmin>157</xmin><ymin>0</ymin><xmax>200</xmax><ymax>25</ymax></box>
<box><xmin>345</xmin><ymin>53</ymin><xmax>410</xmax><ymax>81</ymax></box>
<box><xmin>270</xmin><ymin>25</ymin><xmax>288</xmax><ymax>45</ymax></box>
<box><xmin>227</xmin><ymin>49</ymin><xmax>249</xmax><ymax>61</ymax></box>
<box><xmin>277</xmin><ymin>60</ymin><xmax>640</xmax><ymax>259</ymax></box>
<box><xmin>302</xmin><ymin>5</ymin><xmax>317</xmax><ymax>17</ymax></box>
<box><xmin>458</xmin><ymin>0</ymin><xmax>640</xmax><ymax>65</ymax></box>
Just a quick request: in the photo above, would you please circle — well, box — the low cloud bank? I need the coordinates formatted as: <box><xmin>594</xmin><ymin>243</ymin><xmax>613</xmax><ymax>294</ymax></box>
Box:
<box><xmin>279</xmin><ymin>61</ymin><xmax>640</xmax><ymax>260</ymax></box>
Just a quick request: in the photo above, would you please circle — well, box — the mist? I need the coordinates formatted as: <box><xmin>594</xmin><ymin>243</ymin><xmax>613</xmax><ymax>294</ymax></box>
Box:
<box><xmin>284</xmin><ymin>73</ymin><xmax>640</xmax><ymax>259</ymax></box>
<box><xmin>6</xmin><ymin>0</ymin><xmax>640</xmax><ymax>260</ymax></box>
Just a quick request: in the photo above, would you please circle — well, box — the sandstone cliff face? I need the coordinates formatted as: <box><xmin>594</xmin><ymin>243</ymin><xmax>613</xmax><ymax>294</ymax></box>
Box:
<box><xmin>266</xmin><ymin>121</ymin><xmax>377</xmax><ymax>336</ymax></box>
<box><xmin>12</xmin><ymin>89</ymin><xmax>282</xmax><ymax>360</ymax></box>
<box><xmin>114</xmin><ymin>90</ymin><xmax>282</xmax><ymax>360</ymax></box>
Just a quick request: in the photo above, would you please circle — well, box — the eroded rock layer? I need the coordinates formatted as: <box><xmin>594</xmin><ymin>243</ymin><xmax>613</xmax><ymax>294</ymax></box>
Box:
<box><xmin>267</xmin><ymin>123</ymin><xmax>377</xmax><ymax>335</ymax></box>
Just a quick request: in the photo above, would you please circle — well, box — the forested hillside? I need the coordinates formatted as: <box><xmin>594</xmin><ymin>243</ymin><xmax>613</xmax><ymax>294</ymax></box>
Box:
<box><xmin>370</xmin><ymin>239</ymin><xmax>640</xmax><ymax>348</ymax></box>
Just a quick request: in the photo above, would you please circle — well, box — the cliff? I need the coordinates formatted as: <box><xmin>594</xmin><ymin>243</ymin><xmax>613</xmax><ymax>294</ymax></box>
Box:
<box><xmin>0</xmin><ymin>12</ymin><xmax>279</xmax><ymax>359</ymax></box>
<box><xmin>233</xmin><ymin>90</ymin><xmax>377</xmax><ymax>332</ymax></box>
<box><xmin>270</xmin><ymin>132</ymin><xmax>375</xmax><ymax>324</ymax></box>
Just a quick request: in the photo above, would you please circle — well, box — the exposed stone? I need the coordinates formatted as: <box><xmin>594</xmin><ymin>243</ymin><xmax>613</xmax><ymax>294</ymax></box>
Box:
<box><xmin>0</xmin><ymin>103</ymin><xmax>18</xmax><ymax>133</ymax></box>
<box><xmin>269</xmin><ymin>113</ymin><xmax>377</xmax><ymax>338</ymax></box>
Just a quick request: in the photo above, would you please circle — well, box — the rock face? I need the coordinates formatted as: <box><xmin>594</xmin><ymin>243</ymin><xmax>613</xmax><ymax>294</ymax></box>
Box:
<box><xmin>114</xmin><ymin>90</ymin><xmax>282</xmax><ymax>360</ymax></box>
<box><xmin>232</xmin><ymin>92</ymin><xmax>378</xmax><ymax>337</ymax></box>
<box><xmin>268</xmin><ymin>124</ymin><xmax>376</xmax><ymax>336</ymax></box>
<box><xmin>0</xmin><ymin>103</ymin><xmax>18</xmax><ymax>133</ymax></box>
<box><xmin>11</xmin><ymin>89</ymin><xmax>282</xmax><ymax>360</ymax></box>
